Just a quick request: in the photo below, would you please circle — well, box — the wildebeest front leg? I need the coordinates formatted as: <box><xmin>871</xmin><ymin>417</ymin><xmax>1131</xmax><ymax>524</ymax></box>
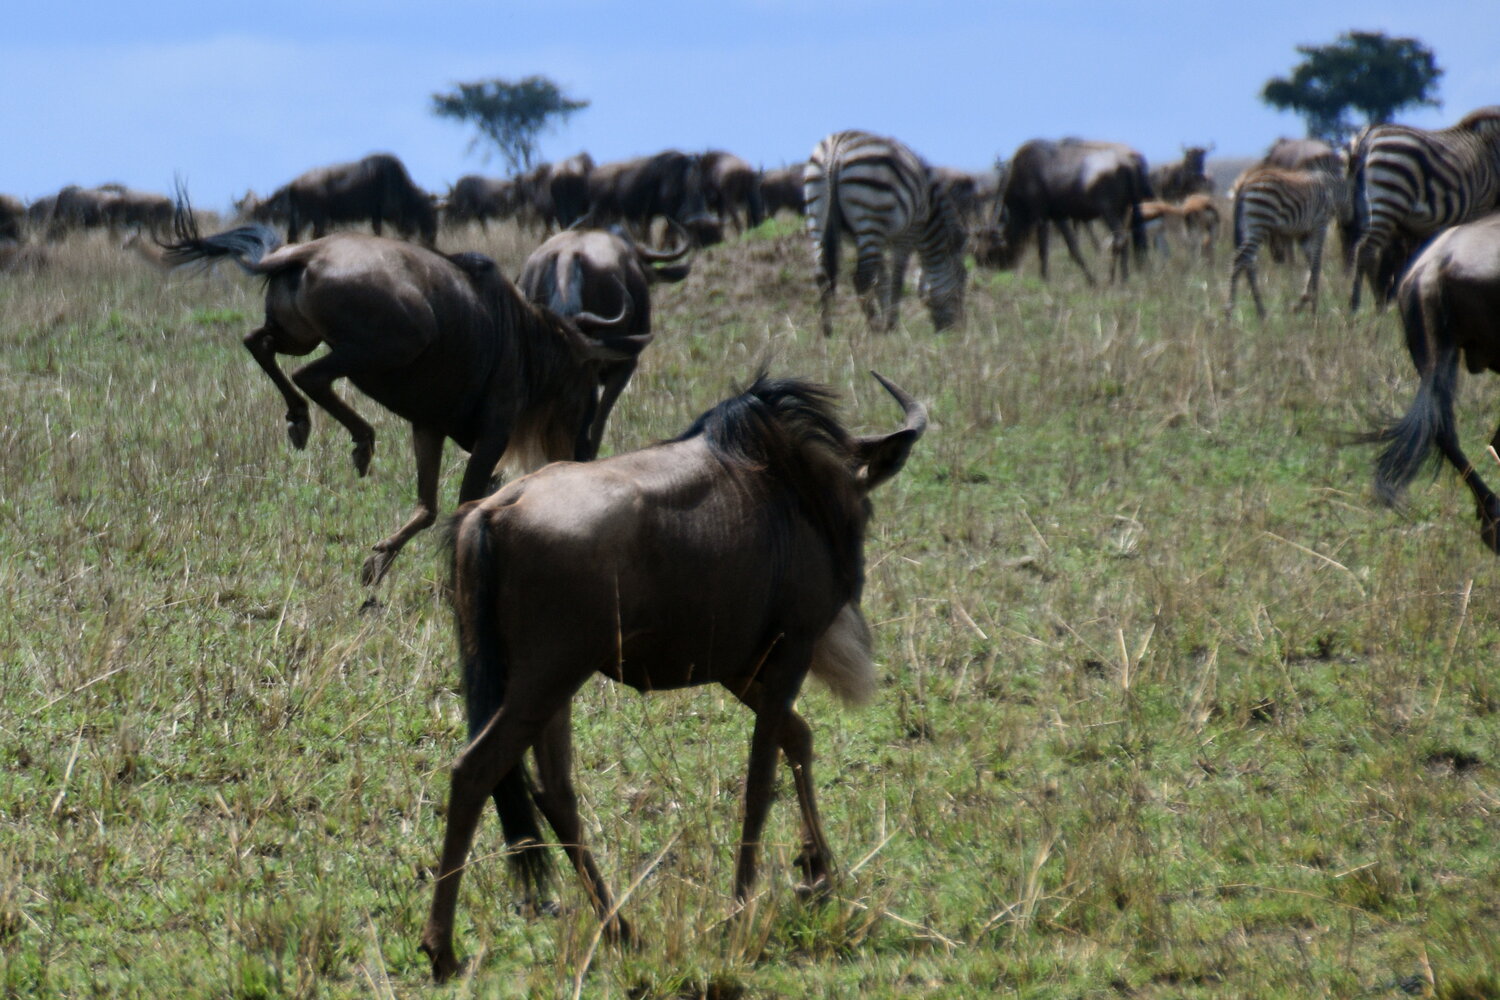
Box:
<box><xmin>243</xmin><ymin>327</ymin><xmax>313</xmax><ymax>450</ymax></box>
<box><xmin>1054</xmin><ymin>220</ymin><xmax>1098</xmax><ymax>286</ymax></box>
<box><xmin>289</xmin><ymin>355</ymin><xmax>377</xmax><ymax>476</ymax></box>
<box><xmin>580</xmin><ymin>361</ymin><xmax>637</xmax><ymax>461</ymax></box>
<box><xmin>362</xmin><ymin>425</ymin><xmax>444</xmax><ymax>586</ymax></box>
<box><xmin>731</xmin><ymin>649</ymin><xmax>812</xmax><ymax>901</ymax></box>
<box><xmin>730</xmin><ymin>683</ymin><xmax>834</xmax><ymax>894</ymax></box>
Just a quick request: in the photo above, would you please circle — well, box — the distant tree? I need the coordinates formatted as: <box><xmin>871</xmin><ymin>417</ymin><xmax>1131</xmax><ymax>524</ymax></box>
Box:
<box><xmin>431</xmin><ymin>76</ymin><xmax>589</xmax><ymax>175</ymax></box>
<box><xmin>1261</xmin><ymin>31</ymin><xmax>1442</xmax><ymax>142</ymax></box>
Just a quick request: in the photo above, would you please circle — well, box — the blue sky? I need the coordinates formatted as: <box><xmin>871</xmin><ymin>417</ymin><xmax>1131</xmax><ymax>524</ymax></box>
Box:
<box><xmin>3</xmin><ymin>1</ymin><xmax>1494</xmax><ymax>211</ymax></box>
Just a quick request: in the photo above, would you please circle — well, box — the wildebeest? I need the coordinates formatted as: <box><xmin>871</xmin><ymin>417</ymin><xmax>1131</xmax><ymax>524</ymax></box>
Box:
<box><xmin>0</xmin><ymin>194</ymin><xmax>23</xmax><ymax>243</ymax></box>
<box><xmin>1365</xmin><ymin>212</ymin><xmax>1500</xmax><ymax>552</ymax></box>
<box><xmin>258</xmin><ymin>153</ymin><xmax>438</xmax><ymax>246</ymax></box>
<box><xmin>1261</xmin><ymin>137</ymin><xmax>1343</xmax><ymax>174</ymax></box>
<box><xmin>443</xmin><ymin>175</ymin><xmax>517</xmax><ymax>231</ymax></box>
<box><xmin>1149</xmin><ymin>145</ymin><xmax>1213</xmax><ymax>202</ymax></box>
<box><xmin>585</xmin><ymin>150</ymin><xmax>723</xmax><ymax>246</ymax></box>
<box><xmin>758</xmin><ymin>164</ymin><xmax>807</xmax><ymax>218</ymax></box>
<box><xmin>700</xmin><ymin>149</ymin><xmax>764</xmax><ymax>234</ymax></box>
<box><xmin>547</xmin><ymin>152</ymin><xmax>596</xmax><ymax>230</ymax></box>
<box><xmin>517</xmin><ymin>225</ymin><xmax>692</xmax><ymax>454</ymax></box>
<box><xmin>161</xmin><ymin>208</ymin><xmax>647</xmax><ymax>585</ymax></box>
<box><xmin>975</xmin><ymin>138</ymin><xmax>1152</xmax><ymax>284</ymax></box>
<box><xmin>418</xmin><ymin>370</ymin><xmax>927</xmax><ymax>982</ymax></box>
<box><xmin>931</xmin><ymin>166</ymin><xmax>998</xmax><ymax>235</ymax></box>
<box><xmin>805</xmin><ymin>130</ymin><xmax>968</xmax><ymax>336</ymax></box>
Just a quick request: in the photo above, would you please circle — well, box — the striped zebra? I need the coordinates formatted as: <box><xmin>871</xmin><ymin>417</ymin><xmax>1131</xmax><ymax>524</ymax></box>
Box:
<box><xmin>1348</xmin><ymin>105</ymin><xmax>1500</xmax><ymax>310</ymax></box>
<box><xmin>804</xmin><ymin>130</ymin><xmax>966</xmax><ymax>336</ymax></box>
<box><xmin>1226</xmin><ymin>166</ymin><xmax>1346</xmax><ymax>319</ymax></box>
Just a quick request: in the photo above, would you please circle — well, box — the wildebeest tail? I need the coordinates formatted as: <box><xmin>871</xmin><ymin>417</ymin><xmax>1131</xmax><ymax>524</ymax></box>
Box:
<box><xmin>451</xmin><ymin>506</ymin><xmax>553</xmax><ymax>893</ymax></box>
<box><xmin>1369</xmin><ymin>285</ymin><xmax>1456</xmax><ymax>505</ymax></box>
<box><xmin>160</xmin><ymin>182</ymin><xmax>284</xmax><ymax>272</ymax></box>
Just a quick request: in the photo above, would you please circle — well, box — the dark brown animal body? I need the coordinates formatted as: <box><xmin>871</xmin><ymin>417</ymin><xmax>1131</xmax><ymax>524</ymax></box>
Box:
<box><xmin>0</xmin><ymin>194</ymin><xmax>23</xmax><ymax>243</ymax></box>
<box><xmin>1367</xmin><ymin>212</ymin><xmax>1500</xmax><ymax>552</ymax></box>
<box><xmin>976</xmin><ymin>138</ymin><xmax>1152</xmax><ymax>283</ymax></box>
<box><xmin>418</xmin><ymin>371</ymin><xmax>926</xmax><ymax>982</ymax></box>
<box><xmin>162</xmin><ymin>221</ymin><xmax>648</xmax><ymax>584</ymax></box>
<box><xmin>517</xmin><ymin>226</ymin><xmax>692</xmax><ymax>455</ymax></box>
<box><xmin>546</xmin><ymin>152</ymin><xmax>595</xmax><ymax>230</ymax></box>
<box><xmin>586</xmin><ymin>150</ymin><xmax>723</xmax><ymax>246</ymax></box>
<box><xmin>1149</xmin><ymin>146</ymin><xmax>1212</xmax><ymax>202</ymax></box>
<box><xmin>700</xmin><ymin>149</ymin><xmax>764</xmax><ymax>233</ymax></box>
<box><xmin>758</xmin><ymin>164</ymin><xmax>807</xmax><ymax>217</ymax></box>
<box><xmin>265</xmin><ymin>153</ymin><xmax>437</xmax><ymax>246</ymax></box>
<box><xmin>443</xmin><ymin>175</ymin><xmax>517</xmax><ymax>230</ymax></box>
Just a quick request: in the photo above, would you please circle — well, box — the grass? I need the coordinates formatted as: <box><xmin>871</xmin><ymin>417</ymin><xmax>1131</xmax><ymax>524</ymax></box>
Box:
<box><xmin>1</xmin><ymin>223</ymin><xmax>1498</xmax><ymax>998</ymax></box>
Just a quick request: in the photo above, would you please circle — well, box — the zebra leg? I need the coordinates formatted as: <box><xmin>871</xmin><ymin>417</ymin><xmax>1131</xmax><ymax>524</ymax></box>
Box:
<box><xmin>811</xmin><ymin>235</ymin><xmax>837</xmax><ymax>338</ymax></box>
<box><xmin>852</xmin><ymin>246</ymin><xmax>887</xmax><ymax>332</ymax></box>
<box><xmin>886</xmin><ymin>248</ymin><xmax>912</xmax><ymax>332</ymax></box>
<box><xmin>1293</xmin><ymin>230</ymin><xmax>1326</xmax><ymax>313</ymax></box>
<box><xmin>1226</xmin><ymin>240</ymin><xmax>1266</xmax><ymax>320</ymax></box>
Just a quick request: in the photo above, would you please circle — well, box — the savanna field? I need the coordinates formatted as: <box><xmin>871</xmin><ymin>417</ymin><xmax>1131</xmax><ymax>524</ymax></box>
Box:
<box><xmin>2</xmin><ymin>218</ymin><xmax>1498</xmax><ymax>998</ymax></box>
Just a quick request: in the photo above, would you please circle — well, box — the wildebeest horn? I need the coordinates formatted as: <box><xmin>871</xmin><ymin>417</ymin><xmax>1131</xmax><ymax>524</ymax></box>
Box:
<box><xmin>870</xmin><ymin>370</ymin><xmax>928</xmax><ymax>438</ymax></box>
<box><xmin>634</xmin><ymin>216</ymin><xmax>694</xmax><ymax>265</ymax></box>
<box><xmin>853</xmin><ymin>371</ymin><xmax>927</xmax><ymax>491</ymax></box>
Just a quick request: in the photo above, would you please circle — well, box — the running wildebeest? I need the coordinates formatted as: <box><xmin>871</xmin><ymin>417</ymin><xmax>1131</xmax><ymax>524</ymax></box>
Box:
<box><xmin>1365</xmin><ymin>212</ymin><xmax>1500</xmax><ymax>552</ymax></box>
<box><xmin>517</xmin><ymin>224</ymin><xmax>692</xmax><ymax>456</ymax></box>
<box><xmin>700</xmin><ymin>149</ymin><xmax>764</xmax><ymax>233</ymax></box>
<box><xmin>418</xmin><ymin>370</ymin><xmax>927</xmax><ymax>982</ymax></box>
<box><xmin>259</xmin><ymin>152</ymin><xmax>438</xmax><ymax>246</ymax></box>
<box><xmin>162</xmin><ymin>205</ymin><xmax>647</xmax><ymax>585</ymax></box>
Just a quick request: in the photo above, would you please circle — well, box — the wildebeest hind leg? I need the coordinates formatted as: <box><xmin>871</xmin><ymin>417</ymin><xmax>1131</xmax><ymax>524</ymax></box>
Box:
<box><xmin>363</xmin><ymin>426</ymin><xmax>443</xmax><ymax>586</ymax></box>
<box><xmin>244</xmin><ymin>327</ymin><xmax>312</xmax><ymax>450</ymax></box>
<box><xmin>289</xmin><ymin>355</ymin><xmax>377</xmax><ymax>476</ymax></box>
<box><xmin>529</xmin><ymin>705</ymin><xmax>634</xmax><ymax>943</ymax></box>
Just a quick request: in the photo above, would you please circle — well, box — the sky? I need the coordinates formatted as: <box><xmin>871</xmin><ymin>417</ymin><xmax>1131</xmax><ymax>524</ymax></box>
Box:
<box><xmin>2</xmin><ymin>1</ymin><xmax>1494</xmax><ymax>212</ymax></box>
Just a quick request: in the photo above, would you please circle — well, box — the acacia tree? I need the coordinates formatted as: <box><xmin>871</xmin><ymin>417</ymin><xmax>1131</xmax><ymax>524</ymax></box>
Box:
<box><xmin>431</xmin><ymin>75</ymin><xmax>589</xmax><ymax>175</ymax></box>
<box><xmin>1261</xmin><ymin>31</ymin><xmax>1442</xmax><ymax>142</ymax></box>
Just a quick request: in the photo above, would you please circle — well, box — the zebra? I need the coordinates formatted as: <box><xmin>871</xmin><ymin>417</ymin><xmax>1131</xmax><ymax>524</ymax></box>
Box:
<box><xmin>1348</xmin><ymin>105</ymin><xmax>1500</xmax><ymax>310</ymax></box>
<box><xmin>1226</xmin><ymin>166</ymin><xmax>1347</xmax><ymax>319</ymax></box>
<box><xmin>804</xmin><ymin>130</ymin><xmax>966</xmax><ymax>337</ymax></box>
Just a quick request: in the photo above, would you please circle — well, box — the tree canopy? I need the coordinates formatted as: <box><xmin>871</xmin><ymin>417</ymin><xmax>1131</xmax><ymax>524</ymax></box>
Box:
<box><xmin>1261</xmin><ymin>31</ymin><xmax>1442</xmax><ymax>142</ymax></box>
<box><xmin>431</xmin><ymin>76</ymin><xmax>589</xmax><ymax>175</ymax></box>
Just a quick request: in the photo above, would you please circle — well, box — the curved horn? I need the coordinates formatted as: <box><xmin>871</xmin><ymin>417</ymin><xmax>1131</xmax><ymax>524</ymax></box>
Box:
<box><xmin>870</xmin><ymin>370</ymin><xmax>928</xmax><ymax>438</ymax></box>
<box><xmin>634</xmin><ymin>216</ymin><xmax>693</xmax><ymax>264</ymax></box>
<box><xmin>570</xmin><ymin>273</ymin><xmax>635</xmax><ymax>332</ymax></box>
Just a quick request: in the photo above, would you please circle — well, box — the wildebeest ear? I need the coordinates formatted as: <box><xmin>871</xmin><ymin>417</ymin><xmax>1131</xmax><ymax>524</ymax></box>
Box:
<box><xmin>853</xmin><ymin>427</ymin><xmax>921</xmax><ymax>491</ymax></box>
<box><xmin>853</xmin><ymin>371</ymin><xmax>927</xmax><ymax>491</ymax></box>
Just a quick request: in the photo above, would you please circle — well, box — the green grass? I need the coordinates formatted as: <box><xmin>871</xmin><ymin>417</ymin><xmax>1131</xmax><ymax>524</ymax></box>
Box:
<box><xmin>2</xmin><ymin>224</ymin><xmax>1498</xmax><ymax>998</ymax></box>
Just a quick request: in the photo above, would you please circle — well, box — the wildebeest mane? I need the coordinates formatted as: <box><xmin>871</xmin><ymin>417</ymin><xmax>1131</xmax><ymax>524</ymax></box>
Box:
<box><xmin>677</xmin><ymin>373</ymin><xmax>866</xmax><ymax>581</ymax></box>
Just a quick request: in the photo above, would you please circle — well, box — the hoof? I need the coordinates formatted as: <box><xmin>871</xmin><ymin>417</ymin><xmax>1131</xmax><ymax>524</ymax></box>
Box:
<box><xmin>287</xmin><ymin>417</ymin><xmax>310</xmax><ymax>450</ymax></box>
<box><xmin>361</xmin><ymin>549</ymin><xmax>394</xmax><ymax>586</ymax></box>
<box><xmin>352</xmin><ymin>440</ymin><xmax>373</xmax><ymax>477</ymax></box>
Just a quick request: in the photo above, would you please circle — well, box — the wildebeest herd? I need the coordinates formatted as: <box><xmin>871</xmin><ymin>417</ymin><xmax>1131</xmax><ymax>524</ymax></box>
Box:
<box><xmin>7</xmin><ymin>108</ymin><xmax>1500</xmax><ymax>979</ymax></box>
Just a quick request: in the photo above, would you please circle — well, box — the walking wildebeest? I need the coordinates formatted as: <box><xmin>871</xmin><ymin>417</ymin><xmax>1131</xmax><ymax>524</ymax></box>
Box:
<box><xmin>1365</xmin><ymin>212</ymin><xmax>1500</xmax><ymax>552</ymax></box>
<box><xmin>261</xmin><ymin>153</ymin><xmax>438</xmax><ymax>246</ymax></box>
<box><xmin>700</xmin><ymin>149</ymin><xmax>765</xmax><ymax>234</ymax></box>
<box><xmin>585</xmin><ymin>150</ymin><xmax>723</xmax><ymax>246</ymax></box>
<box><xmin>418</xmin><ymin>370</ymin><xmax>927</xmax><ymax>982</ymax></box>
<box><xmin>517</xmin><ymin>224</ymin><xmax>692</xmax><ymax>455</ymax></box>
<box><xmin>162</xmin><ymin>207</ymin><xmax>647</xmax><ymax>585</ymax></box>
<box><xmin>975</xmin><ymin>138</ymin><xmax>1152</xmax><ymax>284</ymax></box>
